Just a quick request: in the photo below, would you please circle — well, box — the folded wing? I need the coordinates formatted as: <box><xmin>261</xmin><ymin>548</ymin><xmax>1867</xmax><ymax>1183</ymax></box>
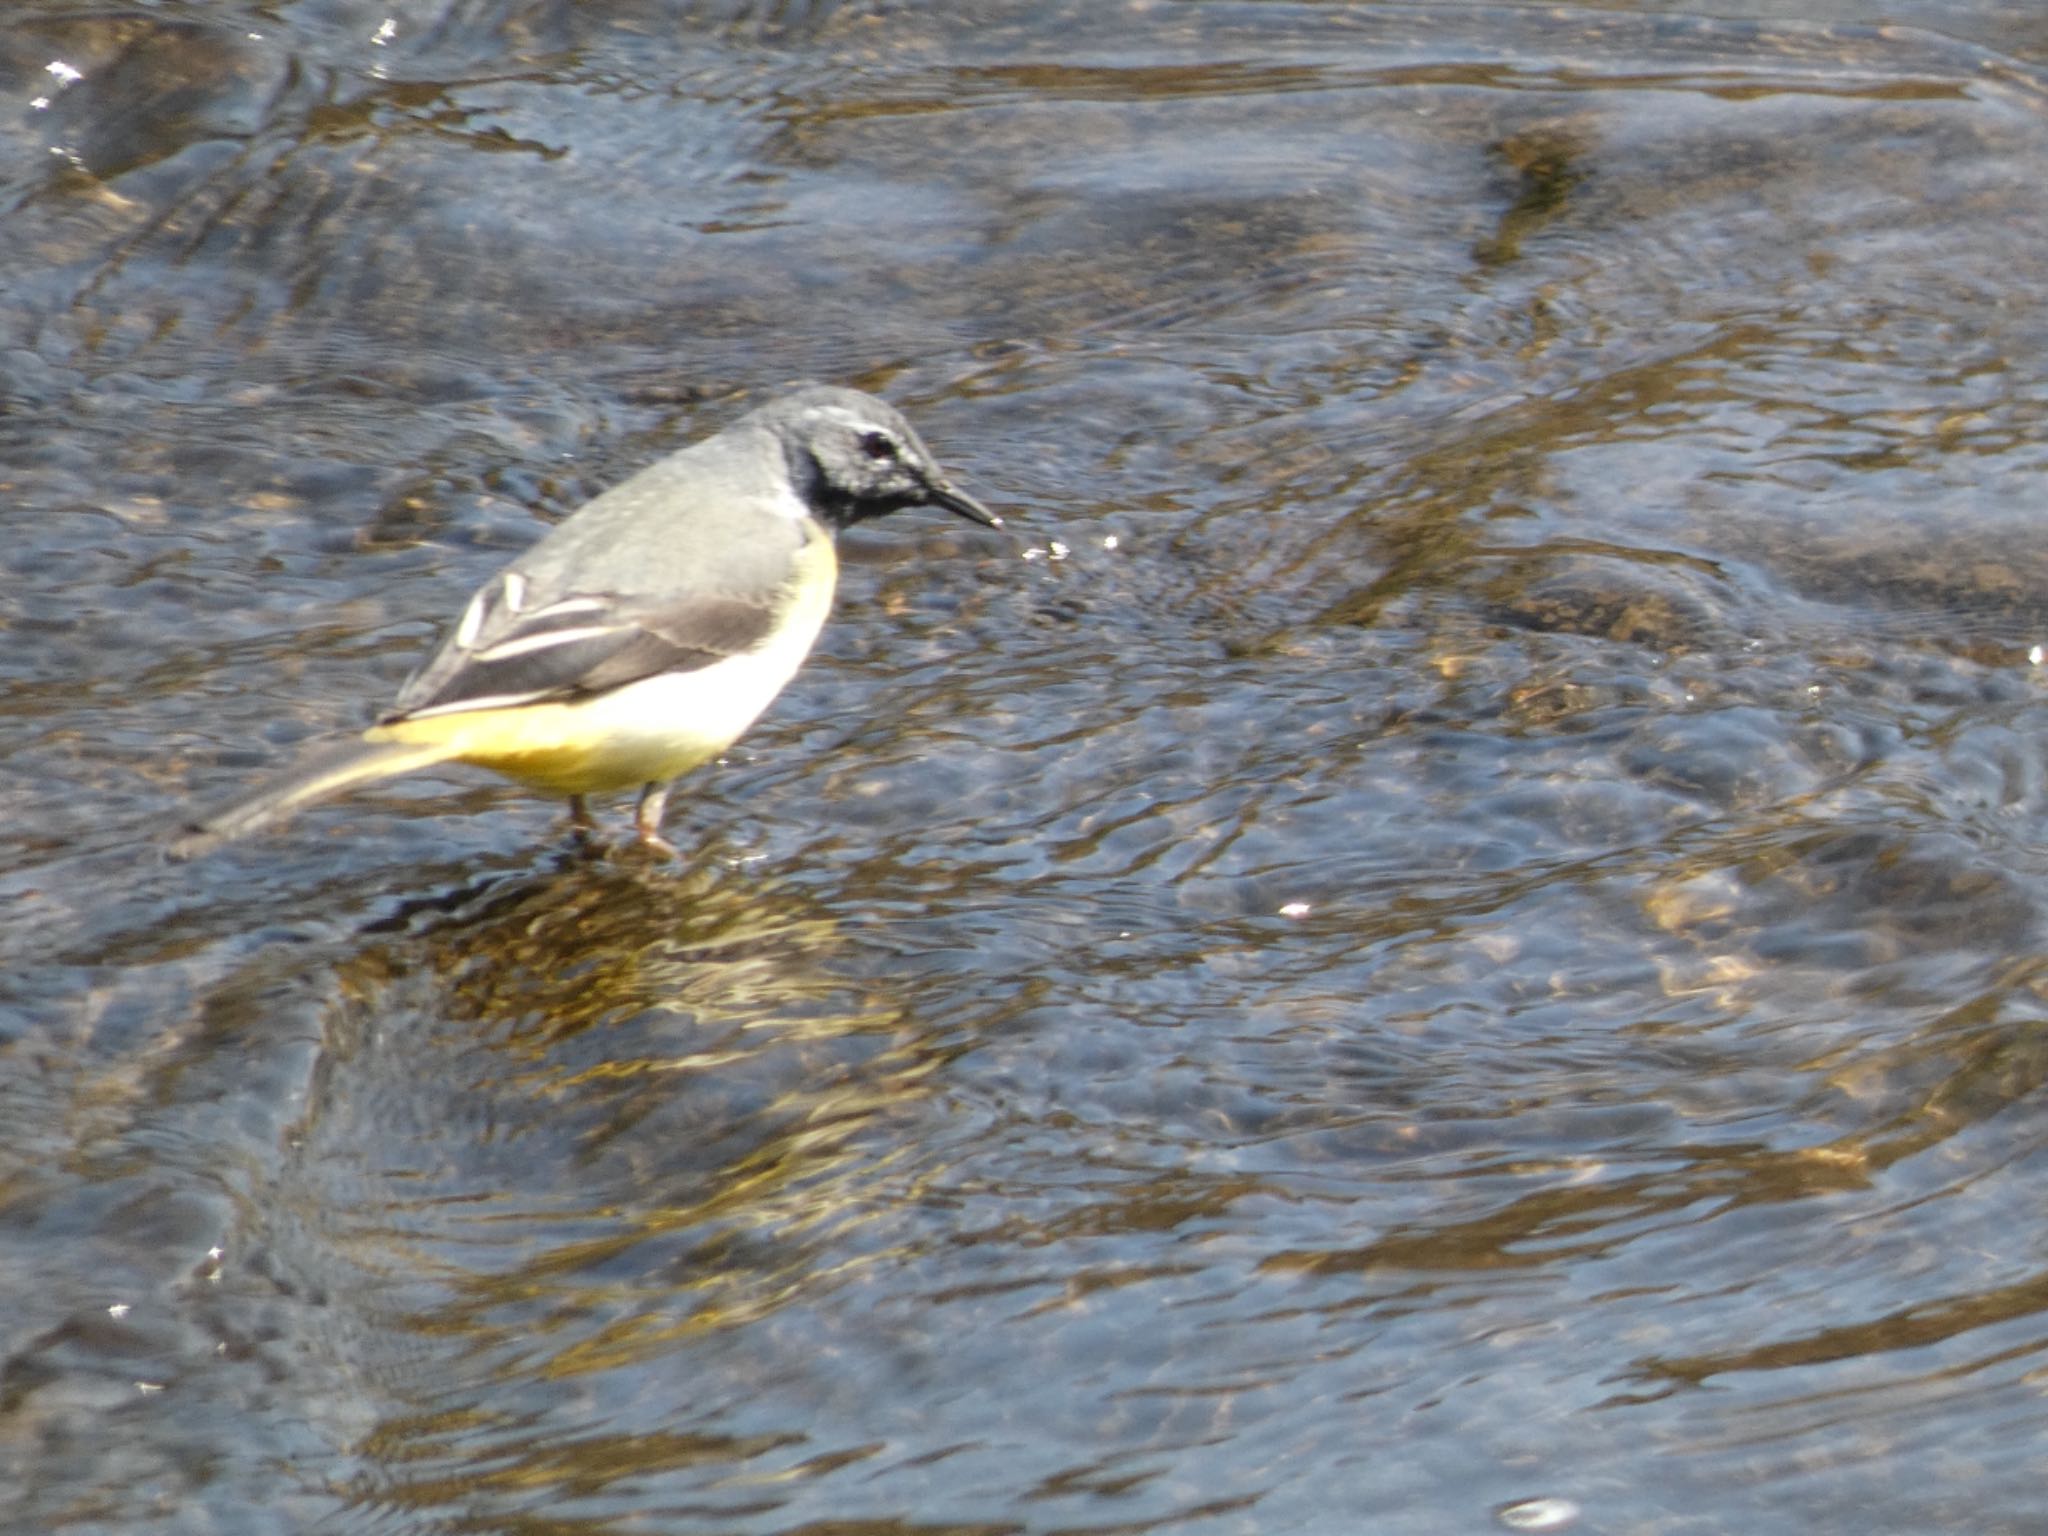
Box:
<box><xmin>385</xmin><ymin>572</ymin><xmax>779</xmax><ymax>722</ymax></box>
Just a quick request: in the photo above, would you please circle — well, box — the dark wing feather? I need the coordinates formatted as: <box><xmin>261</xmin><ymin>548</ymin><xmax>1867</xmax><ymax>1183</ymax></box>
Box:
<box><xmin>385</xmin><ymin>587</ymin><xmax>780</xmax><ymax>721</ymax></box>
<box><xmin>573</xmin><ymin>595</ymin><xmax>781</xmax><ymax>691</ymax></box>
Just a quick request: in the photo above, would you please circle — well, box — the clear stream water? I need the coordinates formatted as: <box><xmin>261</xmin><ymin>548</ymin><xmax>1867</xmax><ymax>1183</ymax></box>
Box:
<box><xmin>7</xmin><ymin>1</ymin><xmax>2048</xmax><ymax>1531</ymax></box>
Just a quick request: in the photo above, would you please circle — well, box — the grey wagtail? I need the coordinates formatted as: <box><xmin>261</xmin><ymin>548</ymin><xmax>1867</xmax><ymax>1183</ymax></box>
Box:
<box><xmin>172</xmin><ymin>386</ymin><xmax>998</xmax><ymax>856</ymax></box>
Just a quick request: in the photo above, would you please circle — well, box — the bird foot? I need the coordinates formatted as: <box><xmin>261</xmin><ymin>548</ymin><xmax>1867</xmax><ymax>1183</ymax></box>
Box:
<box><xmin>633</xmin><ymin>828</ymin><xmax>681</xmax><ymax>860</ymax></box>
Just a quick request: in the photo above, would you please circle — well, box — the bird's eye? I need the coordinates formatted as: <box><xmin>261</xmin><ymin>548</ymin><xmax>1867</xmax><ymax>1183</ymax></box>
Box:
<box><xmin>858</xmin><ymin>430</ymin><xmax>899</xmax><ymax>462</ymax></box>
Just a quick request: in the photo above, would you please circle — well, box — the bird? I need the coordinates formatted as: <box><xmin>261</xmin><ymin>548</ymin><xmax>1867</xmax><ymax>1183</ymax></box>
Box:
<box><xmin>172</xmin><ymin>385</ymin><xmax>999</xmax><ymax>857</ymax></box>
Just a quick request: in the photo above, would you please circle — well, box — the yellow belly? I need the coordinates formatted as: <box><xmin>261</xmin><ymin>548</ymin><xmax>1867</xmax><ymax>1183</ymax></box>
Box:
<box><xmin>371</xmin><ymin>694</ymin><xmax>731</xmax><ymax>795</ymax></box>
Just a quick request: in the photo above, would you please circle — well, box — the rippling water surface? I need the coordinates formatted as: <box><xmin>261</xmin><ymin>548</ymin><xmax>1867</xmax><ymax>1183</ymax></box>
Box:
<box><xmin>8</xmin><ymin>1</ymin><xmax>2048</xmax><ymax>1530</ymax></box>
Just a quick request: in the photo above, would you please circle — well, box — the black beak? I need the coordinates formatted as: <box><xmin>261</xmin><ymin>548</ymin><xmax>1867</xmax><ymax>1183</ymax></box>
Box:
<box><xmin>925</xmin><ymin>479</ymin><xmax>1001</xmax><ymax>529</ymax></box>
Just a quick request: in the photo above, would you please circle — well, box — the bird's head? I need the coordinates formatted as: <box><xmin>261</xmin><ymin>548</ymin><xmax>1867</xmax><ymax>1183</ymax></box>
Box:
<box><xmin>769</xmin><ymin>386</ymin><xmax>999</xmax><ymax>532</ymax></box>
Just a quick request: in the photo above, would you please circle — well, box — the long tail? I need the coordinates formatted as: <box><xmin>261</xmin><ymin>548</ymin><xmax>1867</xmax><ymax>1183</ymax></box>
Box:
<box><xmin>169</xmin><ymin>737</ymin><xmax>465</xmax><ymax>858</ymax></box>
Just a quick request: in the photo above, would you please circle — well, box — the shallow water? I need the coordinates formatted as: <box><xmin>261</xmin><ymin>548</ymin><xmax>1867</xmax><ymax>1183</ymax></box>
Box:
<box><xmin>9</xmin><ymin>1</ymin><xmax>2048</xmax><ymax>1531</ymax></box>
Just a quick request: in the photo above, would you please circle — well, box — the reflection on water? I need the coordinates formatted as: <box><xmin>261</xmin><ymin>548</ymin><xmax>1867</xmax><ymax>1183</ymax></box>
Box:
<box><xmin>8</xmin><ymin>1</ymin><xmax>2048</xmax><ymax>1531</ymax></box>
